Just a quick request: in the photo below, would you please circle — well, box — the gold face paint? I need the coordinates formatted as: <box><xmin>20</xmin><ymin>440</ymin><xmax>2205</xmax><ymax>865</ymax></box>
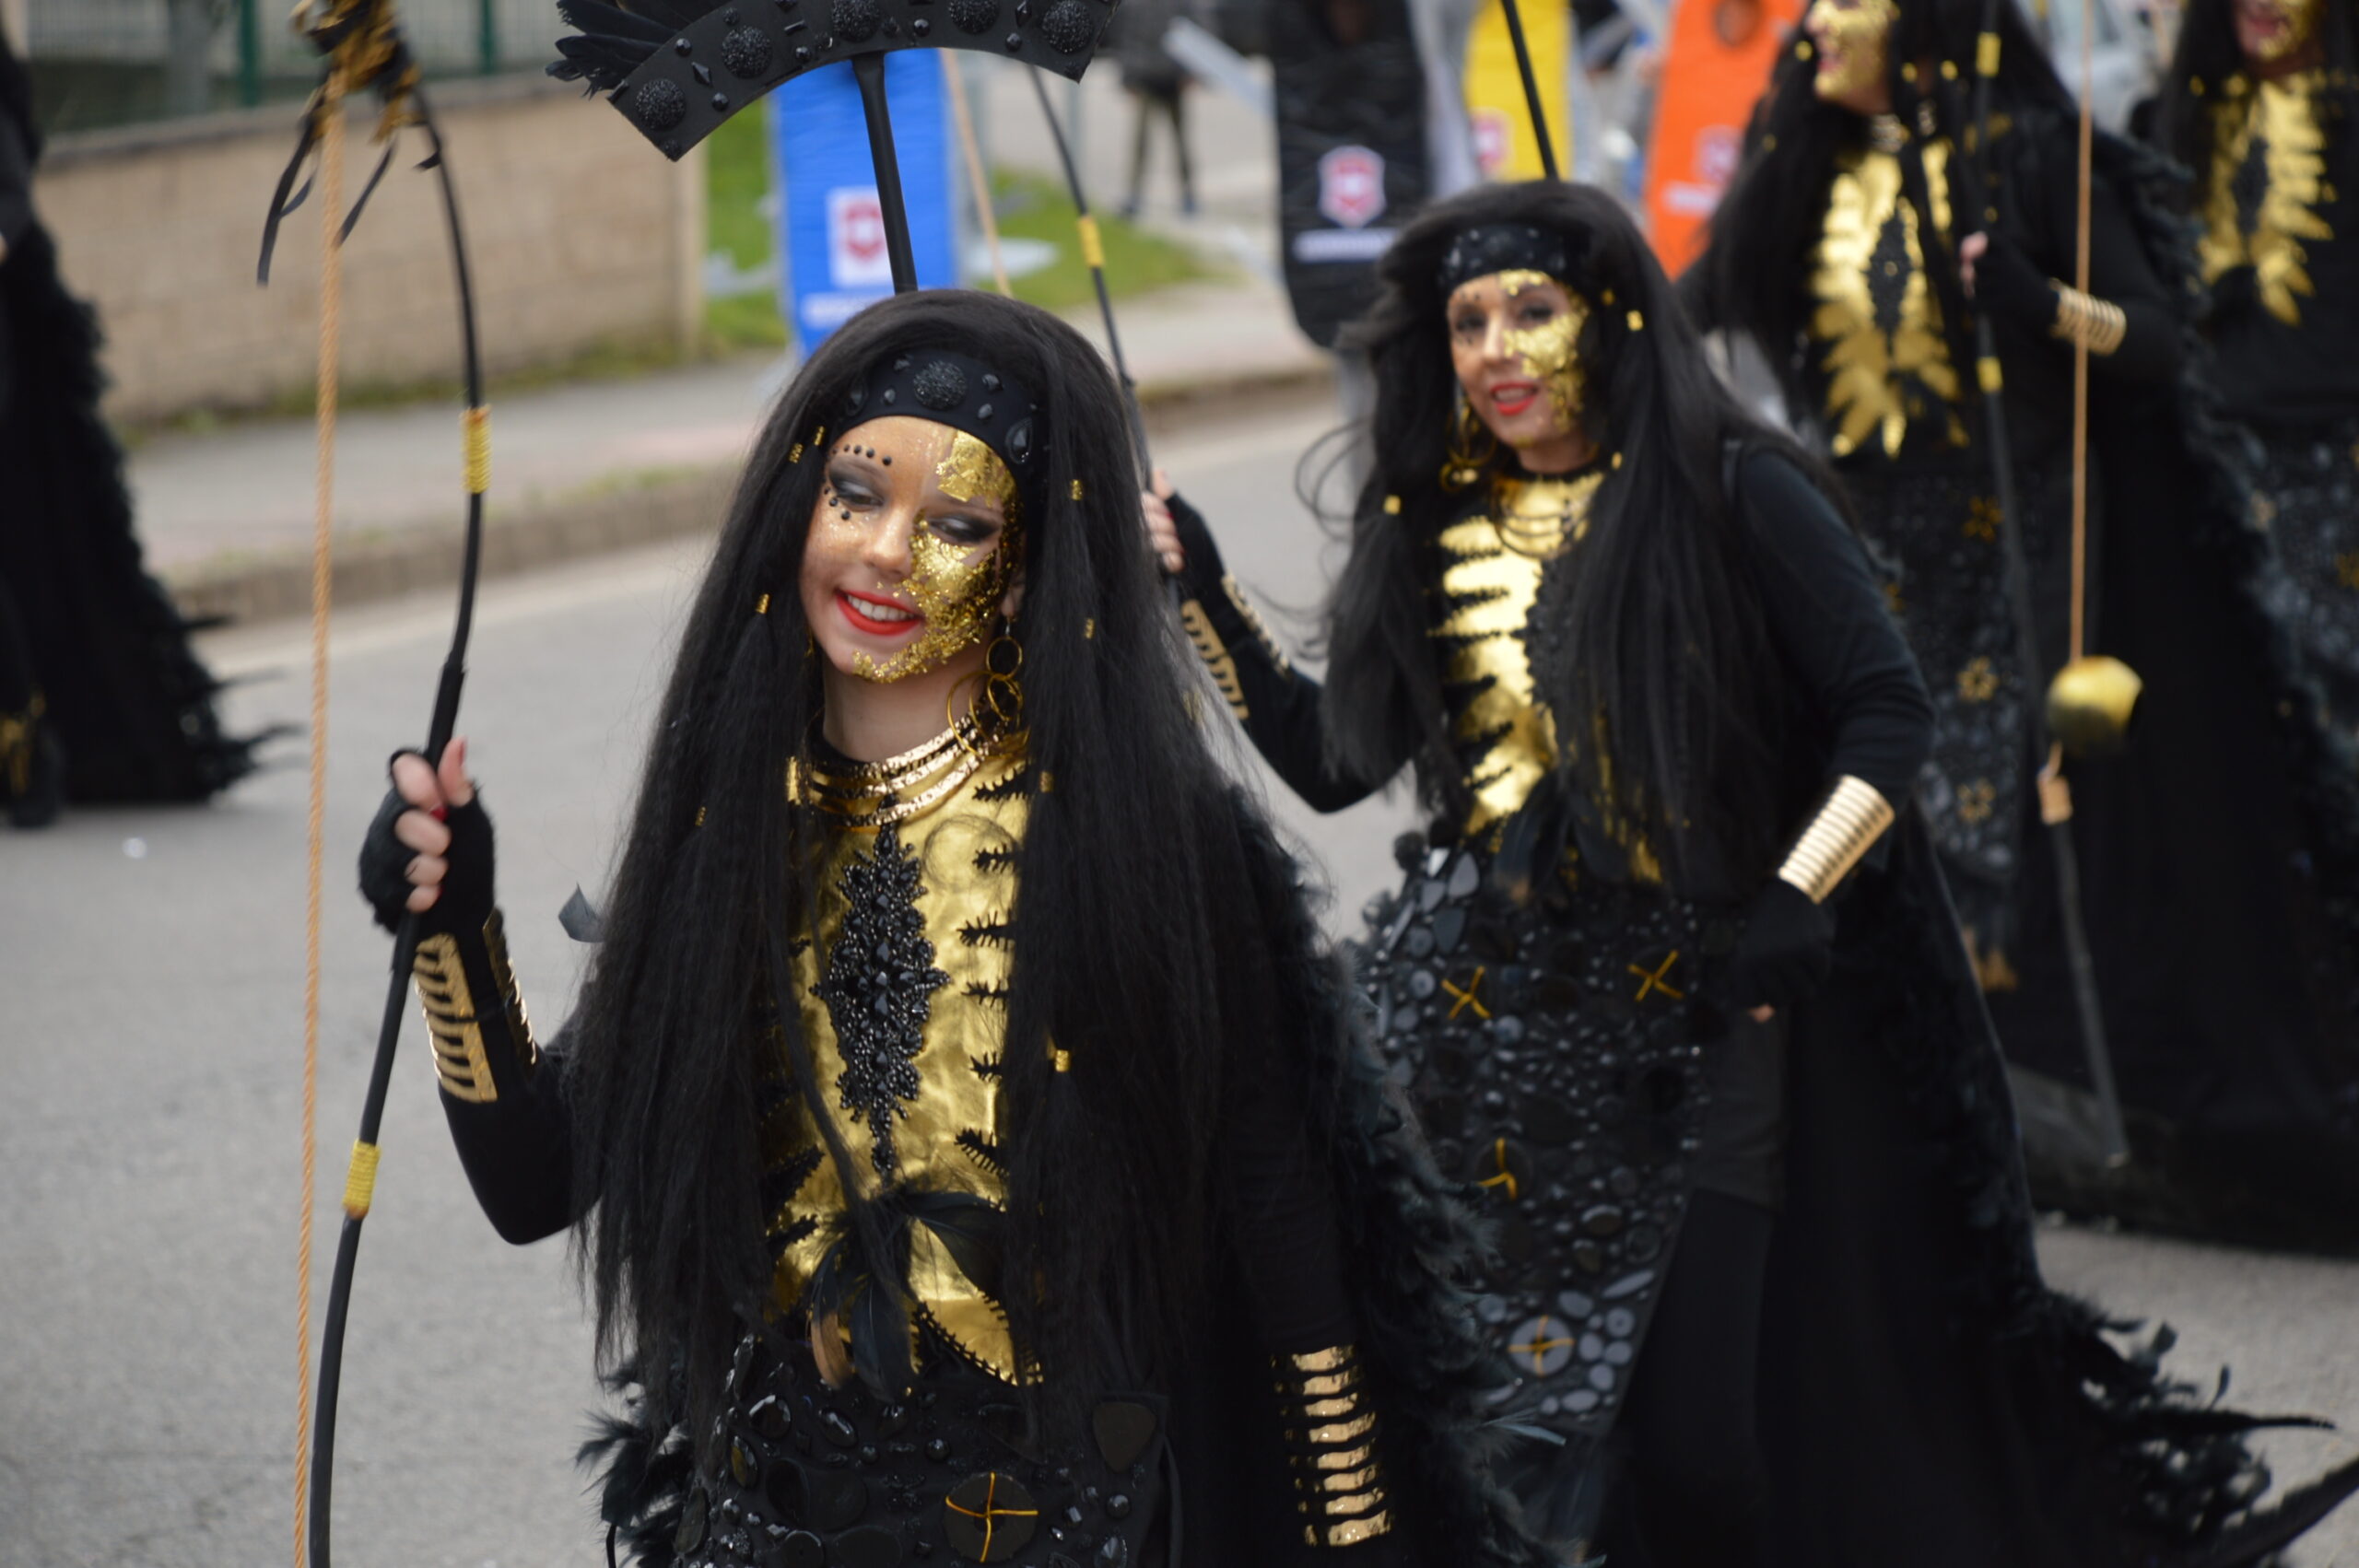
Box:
<box><xmin>2248</xmin><ymin>0</ymin><xmax>2324</xmax><ymax>63</ymax></box>
<box><xmin>1477</xmin><ymin>269</ymin><xmax>1591</xmax><ymax>438</ymax></box>
<box><xmin>849</xmin><ymin>429</ymin><xmax>1022</xmax><ymax>683</ymax></box>
<box><xmin>1806</xmin><ymin>0</ymin><xmax>1896</xmax><ymax>100</ymax></box>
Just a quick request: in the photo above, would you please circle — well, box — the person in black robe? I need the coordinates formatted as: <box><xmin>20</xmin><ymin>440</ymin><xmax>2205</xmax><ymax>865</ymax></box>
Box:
<box><xmin>355</xmin><ymin>288</ymin><xmax>1553</xmax><ymax>1568</ymax></box>
<box><xmin>1684</xmin><ymin>0</ymin><xmax>2359</xmax><ymax>1248</ymax></box>
<box><xmin>0</xmin><ymin>28</ymin><xmax>257</xmax><ymax>826</ymax></box>
<box><xmin>1146</xmin><ymin>178</ymin><xmax>2359</xmax><ymax>1565</ymax></box>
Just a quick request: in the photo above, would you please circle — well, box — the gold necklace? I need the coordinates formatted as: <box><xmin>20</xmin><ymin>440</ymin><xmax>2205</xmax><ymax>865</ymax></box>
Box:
<box><xmin>790</xmin><ymin>713</ymin><xmax>1022</xmax><ymax>829</ymax></box>
<box><xmin>1490</xmin><ymin>470</ymin><xmax>1604</xmax><ymax>558</ymax></box>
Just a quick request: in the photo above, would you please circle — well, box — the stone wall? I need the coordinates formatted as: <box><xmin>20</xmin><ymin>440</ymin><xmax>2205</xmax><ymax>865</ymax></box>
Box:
<box><xmin>35</xmin><ymin>72</ymin><xmax>704</xmax><ymax>424</ymax></box>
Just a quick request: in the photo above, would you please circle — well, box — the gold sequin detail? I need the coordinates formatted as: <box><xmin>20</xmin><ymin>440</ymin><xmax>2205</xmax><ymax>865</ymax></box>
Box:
<box><xmin>2200</xmin><ymin>73</ymin><xmax>2334</xmax><ymax>326</ymax></box>
<box><xmin>1812</xmin><ymin>135</ymin><xmax>1966</xmax><ymax>459</ymax></box>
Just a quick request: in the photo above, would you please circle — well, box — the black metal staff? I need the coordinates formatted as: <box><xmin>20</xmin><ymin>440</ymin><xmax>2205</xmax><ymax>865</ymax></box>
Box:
<box><xmin>1024</xmin><ymin>66</ymin><xmax>1153</xmax><ymax>473</ymax></box>
<box><xmin>1496</xmin><ymin>0</ymin><xmax>1562</xmax><ymax>180</ymax></box>
<box><xmin>1962</xmin><ymin>0</ymin><xmax>2130</xmax><ymax>1168</ymax></box>
<box><xmin>257</xmin><ymin>6</ymin><xmax>490</xmax><ymax>1563</ymax></box>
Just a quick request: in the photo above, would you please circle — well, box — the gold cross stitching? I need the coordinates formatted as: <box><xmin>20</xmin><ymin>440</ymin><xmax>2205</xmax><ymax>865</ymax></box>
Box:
<box><xmin>1443</xmin><ymin>966</ymin><xmax>1491</xmax><ymax>1020</ymax></box>
<box><xmin>1508</xmin><ymin>1316</ymin><xmax>1575</xmax><ymax>1373</ymax></box>
<box><xmin>946</xmin><ymin>1472</ymin><xmax>1039</xmax><ymax>1560</ymax></box>
<box><xmin>1628</xmin><ymin>951</ymin><xmax>1684</xmax><ymax>1002</ymax></box>
<box><xmin>1474</xmin><ymin>1138</ymin><xmax>1520</xmax><ymax>1201</ymax></box>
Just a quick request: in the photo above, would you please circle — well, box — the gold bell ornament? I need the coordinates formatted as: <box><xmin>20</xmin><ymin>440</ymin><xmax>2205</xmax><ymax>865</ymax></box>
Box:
<box><xmin>2045</xmin><ymin>654</ymin><xmax>2142</xmax><ymax>757</ymax></box>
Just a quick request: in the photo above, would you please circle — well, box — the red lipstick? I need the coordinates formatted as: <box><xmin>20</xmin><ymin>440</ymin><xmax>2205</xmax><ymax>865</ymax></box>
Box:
<box><xmin>837</xmin><ymin>589</ymin><xmax>923</xmax><ymax>638</ymax></box>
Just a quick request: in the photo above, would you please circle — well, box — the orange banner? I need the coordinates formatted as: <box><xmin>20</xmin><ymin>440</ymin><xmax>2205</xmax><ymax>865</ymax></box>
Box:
<box><xmin>1642</xmin><ymin>0</ymin><xmax>1802</xmax><ymax>275</ymax></box>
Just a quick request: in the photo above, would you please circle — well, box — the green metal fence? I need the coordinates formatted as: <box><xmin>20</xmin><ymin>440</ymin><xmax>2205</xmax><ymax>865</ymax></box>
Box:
<box><xmin>25</xmin><ymin>0</ymin><xmax>555</xmax><ymax>133</ymax></box>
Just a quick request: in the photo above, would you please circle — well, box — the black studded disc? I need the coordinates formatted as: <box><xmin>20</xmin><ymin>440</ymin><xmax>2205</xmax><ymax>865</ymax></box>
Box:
<box><xmin>947</xmin><ymin>0</ymin><xmax>999</xmax><ymax>29</ymax></box>
<box><xmin>912</xmin><ymin>359</ymin><xmax>968</xmax><ymax>410</ymax></box>
<box><xmin>721</xmin><ymin>24</ymin><xmax>774</xmax><ymax>76</ymax></box>
<box><xmin>1038</xmin><ymin>0</ymin><xmax>1097</xmax><ymax>53</ymax></box>
<box><xmin>833</xmin><ymin>0</ymin><xmax>883</xmax><ymax>39</ymax></box>
<box><xmin>633</xmin><ymin>76</ymin><xmax>687</xmax><ymax>132</ymax></box>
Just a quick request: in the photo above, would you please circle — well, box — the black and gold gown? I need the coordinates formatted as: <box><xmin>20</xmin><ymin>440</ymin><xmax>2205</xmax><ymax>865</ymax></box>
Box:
<box><xmin>1712</xmin><ymin>99</ymin><xmax>2359</xmax><ymax>1246</ymax></box>
<box><xmin>1169</xmin><ymin>448</ymin><xmax>2359</xmax><ymax>1562</ymax></box>
<box><xmin>381</xmin><ymin>720</ymin><xmax>1552</xmax><ymax>1568</ymax></box>
<box><xmin>2194</xmin><ymin>68</ymin><xmax>2359</xmax><ymax>743</ymax></box>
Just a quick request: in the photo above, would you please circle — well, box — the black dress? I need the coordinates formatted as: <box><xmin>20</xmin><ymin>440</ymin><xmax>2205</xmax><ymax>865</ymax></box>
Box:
<box><xmin>0</xmin><ymin>32</ymin><xmax>257</xmax><ymax>818</ymax></box>
<box><xmin>370</xmin><ymin>731</ymin><xmax>1550</xmax><ymax>1568</ymax></box>
<box><xmin>1170</xmin><ymin>446</ymin><xmax>2359</xmax><ymax>1564</ymax></box>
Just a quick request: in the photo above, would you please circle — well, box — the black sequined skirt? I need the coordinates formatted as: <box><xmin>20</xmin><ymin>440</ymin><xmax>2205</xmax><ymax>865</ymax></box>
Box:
<box><xmin>2251</xmin><ymin>418</ymin><xmax>2359</xmax><ymax>746</ymax></box>
<box><xmin>679</xmin><ymin>1329</ymin><xmax>1169</xmax><ymax>1568</ymax></box>
<box><xmin>1356</xmin><ymin>841</ymin><xmax>1738</xmax><ymax>1443</ymax></box>
<box><xmin>1838</xmin><ymin>458</ymin><xmax>2067</xmax><ymax>950</ymax></box>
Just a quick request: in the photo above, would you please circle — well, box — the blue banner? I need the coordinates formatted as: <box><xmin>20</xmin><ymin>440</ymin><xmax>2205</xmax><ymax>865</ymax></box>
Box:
<box><xmin>770</xmin><ymin>55</ymin><xmax>957</xmax><ymax>351</ymax></box>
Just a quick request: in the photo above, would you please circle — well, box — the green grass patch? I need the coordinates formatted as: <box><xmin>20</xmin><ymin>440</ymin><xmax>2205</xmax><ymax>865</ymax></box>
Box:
<box><xmin>701</xmin><ymin>110</ymin><xmax>1209</xmax><ymax>349</ymax></box>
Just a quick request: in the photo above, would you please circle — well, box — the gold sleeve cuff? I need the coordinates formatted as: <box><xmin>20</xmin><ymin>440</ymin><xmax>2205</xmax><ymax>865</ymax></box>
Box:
<box><xmin>2048</xmin><ymin>284</ymin><xmax>2128</xmax><ymax>356</ymax></box>
<box><xmin>1274</xmin><ymin>1344</ymin><xmax>1394</xmax><ymax>1548</ymax></box>
<box><xmin>415</xmin><ymin>908</ymin><xmax>539</xmax><ymax>1103</ymax></box>
<box><xmin>1775</xmin><ymin>776</ymin><xmax>1897</xmax><ymax>904</ymax></box>
<box><xmin>1180</xmin><ymin>599</ymin><xmax>1250</xmax><ymax>721</ymax></box>
<box><xmin>1222</xmin><ymin>575</ymin><xmax>1294</xmax><ymax>675</ymax></box>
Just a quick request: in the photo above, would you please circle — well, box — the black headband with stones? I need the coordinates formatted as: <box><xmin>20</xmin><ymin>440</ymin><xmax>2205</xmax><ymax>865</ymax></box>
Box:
<box><xmin>552</xmin><ymin>0</ymin><xmax>1121</xmax><ymax>160</ymax></box>
<box><xmin>832</xmin><ymin>348</ymin><xmax>1045</xmax><ymax>502</ymax></box>
<box><xmin>1435</xmin><ymin>222</ymin><xmax>1577</xmax><ymax>298</ymax></box>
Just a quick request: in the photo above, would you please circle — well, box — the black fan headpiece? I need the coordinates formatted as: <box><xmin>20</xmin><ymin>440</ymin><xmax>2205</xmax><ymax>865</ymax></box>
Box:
<box><xmin>553</xmin><ymin>0</ymin><xmax>1121</xmax><ymax>159</ymax></box>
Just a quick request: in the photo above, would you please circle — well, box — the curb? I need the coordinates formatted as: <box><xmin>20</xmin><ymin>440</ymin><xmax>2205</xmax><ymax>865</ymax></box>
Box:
<box><xmin>164</xmin><ymin>360</ymin><xmax>1334</xmax><ymax>628</ymax></box>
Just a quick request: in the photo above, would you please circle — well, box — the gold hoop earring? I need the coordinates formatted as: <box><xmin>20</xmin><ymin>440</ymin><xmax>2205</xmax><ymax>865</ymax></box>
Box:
<box><xmin>1442</xmin><ymin>396</ymin><xmax>1496</xmax><ymax>490</ymax></box>
<box><xmin>980</xmin><ymin>626</ymin><xmax>1026</xmax><ymax>735</ymax></box>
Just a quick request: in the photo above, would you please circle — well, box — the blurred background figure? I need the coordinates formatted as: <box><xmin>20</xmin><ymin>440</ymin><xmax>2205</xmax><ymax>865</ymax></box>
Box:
<box><xmin>1109</xmin><ymin>0</ymin><xmax>1203</xmax><ymax>218</ymax></box>
<box><xmin>0</xmin><ymin>14</ymin><xmax>255</xmax><ymax>827</ymax></box>
<box><xmin>2154</xmin><ymin>0</ymin><xmax>2358</xmax><ymax>743</ymax></box>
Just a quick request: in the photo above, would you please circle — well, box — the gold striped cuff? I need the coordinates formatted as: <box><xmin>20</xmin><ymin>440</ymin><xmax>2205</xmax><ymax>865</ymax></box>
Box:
<box><xmin>1275</xmin><ymin>1345</ymin><xmax>1394</xmax><ymax>1548</ymax></box>
<box><xmin>1775</xmin><ymin>776</ymin><xmax>1897</xmax><ymax>904</ymax></box>
<box><xmin>1180</xmin><ymin>599</ymin><xmax>1250</xmax><ymax>721</ymax></box>
<box><xmin>2048</xmin><ymin>285</ymin><xmax>2128</xmax><ymax>356</ymax></box>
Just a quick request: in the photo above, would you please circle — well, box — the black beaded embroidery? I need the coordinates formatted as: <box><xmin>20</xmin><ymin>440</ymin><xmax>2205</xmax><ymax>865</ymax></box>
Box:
<box><xmin>2251</xmin><ymin>418</ymin><xmax>2359</xmax><ymax>748</ymax></box>
<box><xmin>689</xmin><ymin>1330</ymin><xmax>1168</xmax><ymax>1568</ymax></box>
<box><xmin>1836</xmin><ymin>460</ymin><xmax>2067</xmax><ymax>943</ymax></box>
<box><xmin>816</xmin><ymin>823</ymin><xmax>951</xmax><ymax>1178</ymax></box>
<box><xmin>1356</xmin><ymin>841</ymin><xmax>1731</xmax><ymax>1438</ymax></box>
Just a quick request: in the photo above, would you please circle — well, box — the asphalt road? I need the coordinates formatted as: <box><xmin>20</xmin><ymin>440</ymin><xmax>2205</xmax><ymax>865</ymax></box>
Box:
<box><xmin>4</xmin><ymin>404</ymin><xmax>2355</xmax><ymax>1566</ymax></box>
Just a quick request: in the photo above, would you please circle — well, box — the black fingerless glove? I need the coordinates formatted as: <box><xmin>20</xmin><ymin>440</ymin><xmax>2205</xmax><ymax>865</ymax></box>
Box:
<box><xmin>1719</xmin><ymin>880</ymin><xmax>1837</xmax><ymax>1012</ymax></box>
<box><xmin>1166</xmin><ymin>488</ymin><xmax>1227</xmax><ymax>598</ymax></box>
<box><xmin>357</xmin><ymin>753</ymin><xmax>496</xmax><ymax>936</ymax></box>
<box><xmin>1969</xmin><ymin>231</ymin><xmax>2060</xmax><ymax>334</ymax></box>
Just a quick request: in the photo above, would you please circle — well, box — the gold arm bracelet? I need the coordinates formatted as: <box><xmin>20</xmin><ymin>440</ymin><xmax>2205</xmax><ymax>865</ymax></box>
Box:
<box><xmin>1273</xmin><ymin>1344</ymin><xmax>1395</xmax><ymax>1548</ymax></box>
<box><xmin>1775</xmin><ymin>777</ymin><xmax>1897</xmax><ymax>904</ymax></box>
<box><xmin>2048</xmin><ymin>284</ymin><xmax>2128</xmax><ymax>357</ymax></box>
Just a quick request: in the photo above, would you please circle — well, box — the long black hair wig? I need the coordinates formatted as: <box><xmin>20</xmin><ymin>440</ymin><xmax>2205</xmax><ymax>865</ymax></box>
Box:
<box><xmin>562</xmin><ymin>289</ymin><xmax>1253</xmax><ymax>1443</ymax></box>
<box><xmin>2152</xmin><ymin>0</ymin><xmax>2357</xmax><ymax>172</ymax></box>
<box><xmin>1687</xmin><ymin>0</ymin><xmax>2074</xmax><ymax>414</ymax></box>
<box><xmin>1324</xmin><ymin>180</ymin><xmax>1832</xmax><ymax>883</ymax></box>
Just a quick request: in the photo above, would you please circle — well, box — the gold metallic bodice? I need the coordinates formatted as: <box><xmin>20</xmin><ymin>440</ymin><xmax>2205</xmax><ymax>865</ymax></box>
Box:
<box><xmin>2200</xmin><ymin>72</ymin><xmax>2335</xmax><ymax>326</ymax></box>
<box><xmin>766</xmin><ymin>743</ymin><xmax>1029</xmax><ymax>1383</ymax></box>
<box><xmin>1431</xmin><ymin>473</ymin><xmax>1599</xmax><ymax>839</ymax></box>
<box><xmin>1811</xmin><ymin>125</ymin><xmax>1967</xmax><ymax>460</ymax></box>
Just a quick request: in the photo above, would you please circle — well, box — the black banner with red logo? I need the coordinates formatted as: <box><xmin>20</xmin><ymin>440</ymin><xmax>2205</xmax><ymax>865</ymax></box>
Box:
<box><xmin>1268</xmin><ymin>0</ymin><xmax>1431</xmax><ymax>347</ymax></box>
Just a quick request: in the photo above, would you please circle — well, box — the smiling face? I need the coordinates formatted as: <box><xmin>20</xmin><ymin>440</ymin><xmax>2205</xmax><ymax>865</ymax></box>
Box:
<box><xmin>1803</xmin><ymin>0</ymin><xmax>1897</xmax><ymax>112</ymax></box>
<box><xmin>799</xmin><ymin>415</ymin><xmax>1022</xmax><ymax>691</ymax></box>
<box><xmin>2235</xmin><ymin>0</ymin><xmax>2324</xmax><ymax>69</ymax></box>
<box><xmin>1448</xmin><ymin>270</ymin><xmax>1594</xmax><ymax>473</ymax></box>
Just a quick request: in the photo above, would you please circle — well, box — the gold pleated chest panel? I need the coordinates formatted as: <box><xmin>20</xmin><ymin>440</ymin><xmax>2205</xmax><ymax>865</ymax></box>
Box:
<box><xmin>1432</xmin><ymin>474</ymin><xmax>1598</xmax><ymax>840</ymax></box>
<box><xmin>766</xmin><ymin>749</ymin><xmax>1029</xmax><ymax>1383</ymax></box>
<box><xmin>1811</xmin><ymin>133</ymin><xmax>1968</xmax><ymax>461</ymax></box>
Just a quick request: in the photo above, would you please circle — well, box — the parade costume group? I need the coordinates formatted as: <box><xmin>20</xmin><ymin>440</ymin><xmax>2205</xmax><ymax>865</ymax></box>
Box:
<box><xmin>343</xmin><ymin>0</ymin><xmax>2359</xmax><ymax>1565</ymax></box>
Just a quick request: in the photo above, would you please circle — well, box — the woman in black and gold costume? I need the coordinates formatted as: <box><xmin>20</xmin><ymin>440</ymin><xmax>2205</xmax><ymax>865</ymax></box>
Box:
<box><xmin>355</xmin><ymin>290</ymin><xmax>1549</xmax><ymax>1568</ymax></box>
<box><xmin>1690</xmin><ymin>0</ymin><xmax>2359</xmax><ymax>1247</ymax></box>
<box><xmin>2158</xmin><ymin>0</ymin><xmax>2359</xmax><ymax>736</ymax></box>
<box><xmin>1150</xmin><ymin>179</ymin><xmax>2359</xmax><ymax>1566</ymax></box>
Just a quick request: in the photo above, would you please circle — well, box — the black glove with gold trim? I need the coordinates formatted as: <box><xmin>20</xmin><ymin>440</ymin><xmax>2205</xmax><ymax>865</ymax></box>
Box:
<box><xmin>358</xmin><ymin>749</ymin><xmax>495</xmax><ymax>936</ymax></box>
<box><xmin>1966</xmin><ymin>229</ymin><xmax>2060</xmax><ymax>334</ymax></box>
